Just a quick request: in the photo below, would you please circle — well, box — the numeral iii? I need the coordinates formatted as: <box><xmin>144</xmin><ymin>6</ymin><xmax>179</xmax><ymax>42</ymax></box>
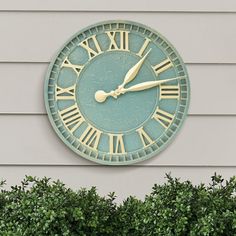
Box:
<box><xmin>159</xmin><ymin>84</ymin><xmax>180</xmax><ymax>100</ymax></box>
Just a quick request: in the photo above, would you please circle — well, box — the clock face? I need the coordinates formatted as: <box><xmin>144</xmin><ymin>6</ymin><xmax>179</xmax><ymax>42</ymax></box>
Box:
<box><xmin>44</xmin><ymin>20</ymin><xmax>190</xmax><ymax>165</ymax></box>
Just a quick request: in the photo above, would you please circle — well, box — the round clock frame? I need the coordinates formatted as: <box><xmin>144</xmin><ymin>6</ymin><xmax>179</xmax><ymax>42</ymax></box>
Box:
<box><xmin>44</xmin><ymin>20</ymin><xmax>190</xmax><ymax>165</ymax></box>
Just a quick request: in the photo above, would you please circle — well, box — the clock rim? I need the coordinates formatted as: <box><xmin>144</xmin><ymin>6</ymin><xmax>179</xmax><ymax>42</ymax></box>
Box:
<box><xmin>44</xmin><ymin>19</ymin><xmax>191</xmax><ymax>165</ymax></box>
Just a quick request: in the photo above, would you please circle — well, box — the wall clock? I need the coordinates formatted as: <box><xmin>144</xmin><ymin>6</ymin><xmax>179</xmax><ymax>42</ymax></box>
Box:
<box><xmin>44</xmin><ymin>20</ymin><xmax>190</xmax><ymax>165</ymax></box>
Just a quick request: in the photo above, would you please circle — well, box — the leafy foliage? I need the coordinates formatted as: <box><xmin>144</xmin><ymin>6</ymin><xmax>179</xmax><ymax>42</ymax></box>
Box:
<box><xmin>0</xmin><ymin>174</ymin><xmax>235</xmax><ymax>235</ymax></box>
<box><xmin>0</xmin><ymin>176</ymin><xmax>116</xmax><ymax>236</ymax></box>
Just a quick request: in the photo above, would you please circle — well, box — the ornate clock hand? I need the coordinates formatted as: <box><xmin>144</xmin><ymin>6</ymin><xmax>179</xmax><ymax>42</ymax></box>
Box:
<box><xmin>118</xmin><ymin>48</ymin><xmax>152</xmax><ymax>89</ymax></box>
<box><xmin>95</xmin><ymin>77</ymin><xmax>182</xmax><ymax>103</ymax></box>
<box><xmin>95</xmin><ymin>49</ymin><xmax>152</xmax><ymax>103</ymax></box>
<box><xmin>121</xmin><ymin>77</ymin><xmax>180</xmax><ymax>93</ymax></box>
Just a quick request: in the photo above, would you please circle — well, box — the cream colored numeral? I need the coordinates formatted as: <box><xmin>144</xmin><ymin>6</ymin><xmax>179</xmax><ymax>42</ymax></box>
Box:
<box><xmin>79</xmin><ymin>35</ymin><xmax>102</xmax><ymax>60</ymax></box>
<box><xmin>136</xmin><ymin>127</ymin><xmax>153</xmax><ymax>147</ymax></box>
<box><xmin>56</xmin><ymin>85</ymin><xmax>76</xmax><ymax>101</ymax></box>
<box><xmin>106</xmin><ymin>31</ymin><xmax>129</xmax><ymax>51</ymax></box>
<box><xmin>137</xmin><ymin>38</ymin><xmax>151</xmax><ymax>57</ymax></box>
<box><xmin>59</xmin><ymin>104</ymin><xmax>84</xmax><ymax>133</ymax></box>
<box><xmin>160</xmin><ymin>84</ymin><xmax>180</xmax><ymax>100</ymax></box>
<box><xmin>61</xmin><ymin>57</ymin><xmax>83</xmax><ymax>76</ymax></box>
<box><xmin>109</xmin><ymin>134</ymin><xmax>126</xmax><ymax>154</ymax></box>
<box><xmin>153</xmin><ymin>59</ymin><xmax>172</xmax><ymax>76</ymax></box>
<box><xmin>152</xmin><ymin>107</ymin><xmax>174</xmax><ymax>129</ymax></box>
<box><xmin>80</xmin><ymin>125</ymin><xmax>102</xmax><ymax>150</ymax></box>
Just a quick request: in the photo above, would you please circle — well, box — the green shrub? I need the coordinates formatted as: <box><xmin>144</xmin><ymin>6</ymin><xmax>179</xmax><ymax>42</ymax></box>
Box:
<box><xmin>0</xmin><ymin>177</ymin><xmax>116</xmax><ymax>236</ymax></box>
<box><xmin>0</xmin><ymin>174</ymin><xmax>235</xmax><ymax>236</ymax></box>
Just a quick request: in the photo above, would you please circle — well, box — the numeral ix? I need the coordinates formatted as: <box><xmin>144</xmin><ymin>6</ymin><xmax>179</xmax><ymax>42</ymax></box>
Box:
<box><xmin>56</xmin><ymin>84</ymin><xmax>76</xmax><ymax>101</ymax></box>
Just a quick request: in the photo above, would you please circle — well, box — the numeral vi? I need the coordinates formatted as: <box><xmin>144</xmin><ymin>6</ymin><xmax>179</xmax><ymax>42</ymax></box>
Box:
<box><xmin>109</xmin><ymin>134</ymin><xmax>126</xmax><ymax>154</ymax></box>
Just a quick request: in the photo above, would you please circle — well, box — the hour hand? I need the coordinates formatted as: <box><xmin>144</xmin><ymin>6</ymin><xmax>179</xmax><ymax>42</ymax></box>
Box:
<box><xmin>118</xmin><ymin>48</ymin><xmax>152</xmax><ymax>89</ymax></box>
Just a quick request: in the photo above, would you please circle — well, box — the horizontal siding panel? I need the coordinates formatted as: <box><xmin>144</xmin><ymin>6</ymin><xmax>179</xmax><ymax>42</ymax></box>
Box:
<box><xmin>1</xmin><ymin>63</ymin><xmax>236</xmax><ymax>115</ymax></box>
<box><xmin>0</xmin><ymin>115</ymin><xmax>235</xmax><ymax>166</ymax></box>
<box><xmin>0</xmin><ymin>12</ymin><xmax>236</xmax><ymax>63</ymax></box>
<box><xmin>0</xmin><ymin>166</ymin><xmax>235</xmax><ymax>201</ymax></box>
<box><xmin>0</xmin><ymin>0</ymin><xmax>236</xmax><ymax>12</ymax></box>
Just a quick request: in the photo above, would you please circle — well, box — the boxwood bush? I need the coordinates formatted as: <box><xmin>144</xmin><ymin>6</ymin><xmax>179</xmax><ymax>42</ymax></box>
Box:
<box><xmin>0</xmin><ymin>174</ymin><xmax>235</xmax><ymax>236</ymax></box>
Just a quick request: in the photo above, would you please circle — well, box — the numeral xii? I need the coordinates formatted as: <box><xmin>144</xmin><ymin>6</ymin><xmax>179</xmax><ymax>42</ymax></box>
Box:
<box><xmin>106</xmin><ymin>31</ymin><xmax>129</xmax><ymax>51</ymax></box>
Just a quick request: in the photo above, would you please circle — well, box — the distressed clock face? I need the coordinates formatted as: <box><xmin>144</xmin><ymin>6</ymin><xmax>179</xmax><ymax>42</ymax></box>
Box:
<box><xmin>44</xmin><ymin>20</ymin><xmax>190</xmax><ymax>165</ymax></box>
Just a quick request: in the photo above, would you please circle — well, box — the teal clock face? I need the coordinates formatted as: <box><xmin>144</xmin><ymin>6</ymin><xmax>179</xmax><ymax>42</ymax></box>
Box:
<box><xmin>44</xmin><ymin>20</ymin><xmax>190</xmax><ymax>165</ymax></box>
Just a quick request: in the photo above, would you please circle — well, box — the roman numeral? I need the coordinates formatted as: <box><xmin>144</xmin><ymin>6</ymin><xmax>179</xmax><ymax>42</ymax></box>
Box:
<box><xmin>79</xmin><ymin>35</ymin><xmax>102</xmax><ymax>60</ymax></box>
<box><xmin>59</xmin><ymin>104</ymin><xmax>85</xmax><ymax>133</ymax></box>
<box><xmin>137</xmin><ymin>38</ymin><xmax>151</xmax><ymax>57</ymax></box>
<box><xmin>61</xmin><ymin>57</ymin><xmax>84</xmax><ymax>76</ymax></box>
<box><xmin>79</xmin><ymin>125</ymin><xmax>102</xmax><ymax>150</ymax></box>
<box><xmin>109</xmin><ymin>134</ymin><xmax>126</xmax><ymax>154</ymax></box>
<box><xmin>106</xmin><ymin>31</ymin><xmax>129</xmax><ymax>51</ymax></box>
<box><xmin>136</xmin><ymin>127</ymin><xmax>153</xmax><ymax>147</ymax></box>
<box><xmin>152</xmin><ymin>107</ymin><xmax>174</xmax><ymax>129</ymax></box>
<box><xmin>153</xmin><ymin>59</ymin><xmax>172</xmax><ymax>76</ymax></box>
<box><xmin>159</xmin><ymin>84</ymin><xmax>180</xmax><ymax>100</ymax></box>
<box><xmin>55</xmin><ymin>84</ymin><xmax>76</xmax><ymax>101</ymax></box>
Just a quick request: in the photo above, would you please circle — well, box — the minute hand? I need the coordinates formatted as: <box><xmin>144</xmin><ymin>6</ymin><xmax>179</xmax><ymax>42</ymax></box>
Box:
<box><xmin>121</xmin><ymin>77</ymin><xmax>181</xmax><ymax>94</ymax></box>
